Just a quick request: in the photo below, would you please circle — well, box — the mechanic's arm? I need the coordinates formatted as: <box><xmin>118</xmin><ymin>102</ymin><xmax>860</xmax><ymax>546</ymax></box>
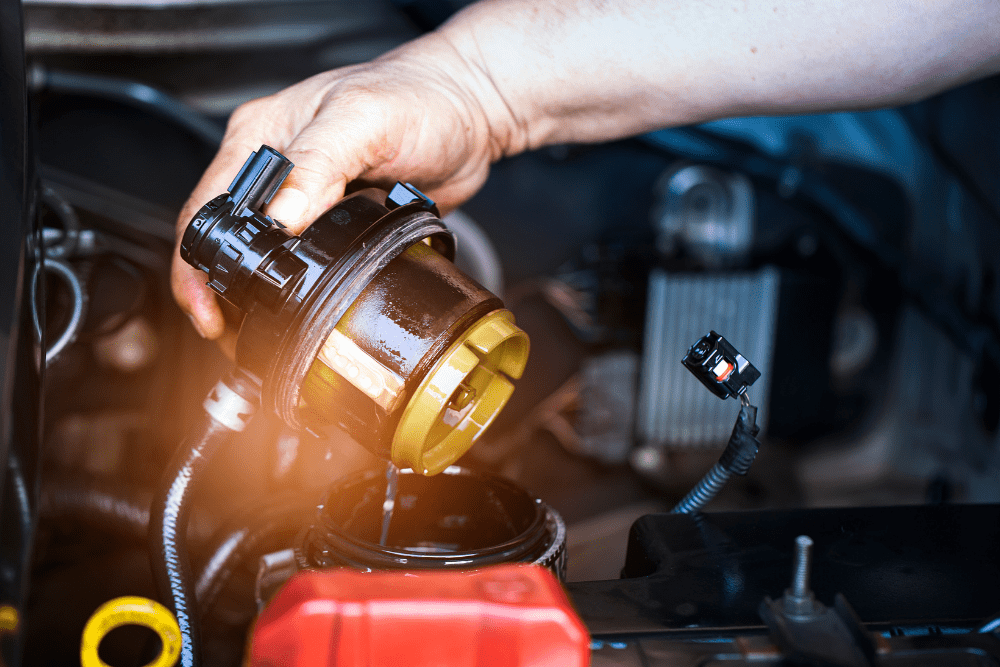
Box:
<box><xmin>173</xmin><ymin>0</ymin><xmax>1000</xmax><ymax>341</ymax></box>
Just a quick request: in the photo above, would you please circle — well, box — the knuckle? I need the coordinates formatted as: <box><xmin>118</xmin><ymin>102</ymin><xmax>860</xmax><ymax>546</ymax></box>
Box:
<box><xmin>230</xmin><ymin>98</ymin><xmax>266</xmax><ymax>122</ymax></box>
<box><xmin>226</xmin><ymin>98</ymin><xmax>274</xmax><ymax>136</ymax></box>
<box><xmin>287</xmin><ymin>146</ymin><xmax>338</xmax><ymax>173</ymax></box>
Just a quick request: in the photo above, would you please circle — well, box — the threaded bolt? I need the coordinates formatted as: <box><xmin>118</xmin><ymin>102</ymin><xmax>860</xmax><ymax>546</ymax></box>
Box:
<box><xmin>791</xmin><ymin>535</ymin><xmax>813</xmax><ymax>598</ymax></box>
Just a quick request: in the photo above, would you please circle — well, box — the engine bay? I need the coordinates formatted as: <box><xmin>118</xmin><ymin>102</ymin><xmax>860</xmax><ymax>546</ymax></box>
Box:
<box><xmin>3</xmin><ymin>0</ymin><xmax>1000</xmax><ymax>664</ymax></box>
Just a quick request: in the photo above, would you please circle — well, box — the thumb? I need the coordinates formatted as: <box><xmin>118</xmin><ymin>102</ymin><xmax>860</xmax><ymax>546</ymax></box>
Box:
<box><xmin>265</xmin><ymin>127</ymin><xmax>370</xmax><ymax>234</ymax></box>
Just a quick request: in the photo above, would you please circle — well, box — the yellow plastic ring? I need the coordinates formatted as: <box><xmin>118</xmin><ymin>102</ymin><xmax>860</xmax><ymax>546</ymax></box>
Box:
<box><xmin>391</xmin><ymin>309</ymin><xmax>529</xmax><ymax>475</ymax></box>
<box><xmin>81</xmin><ymin>596</ymin><xmax>182</xmax><ymax>667</ymax></box>
<box><xmin>0</xmin><ymin>605</ymin><xmax>19</xmax><ymax>633</ymax></box>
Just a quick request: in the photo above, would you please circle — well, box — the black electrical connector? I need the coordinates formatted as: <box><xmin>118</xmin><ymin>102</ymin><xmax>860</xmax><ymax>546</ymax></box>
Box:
<box><xmin>227</xmin><ymin>146</ymin><xmax>293</xmax><ymax>218</ymax></box>
<box><xmin>682</xmin><ymin>330</ymin><xmax>760</xmax><ymax>400</ymax></box>
<box><xmin>672</xmin><ymin>332</ymin><xmax>762</xmax><ymax>515</ymax></box>
<box><xmin>180</xmin><ymin>145</ymin><xmax>307</xmax><ymax>312</ymax></box>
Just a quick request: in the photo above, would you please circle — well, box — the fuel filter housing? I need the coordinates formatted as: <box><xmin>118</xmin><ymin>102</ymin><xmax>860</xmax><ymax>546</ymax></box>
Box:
<box><xmin>181</xmin><ymin>145</ymin><xmax>529</xmax><ymax>474</ymax></box>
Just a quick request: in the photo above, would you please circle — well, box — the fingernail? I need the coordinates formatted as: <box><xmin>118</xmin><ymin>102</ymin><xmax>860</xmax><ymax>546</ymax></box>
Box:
<box><xmin>267</xmin><ymin>188</ymin><xmax>308</xmax><ymax>225</ymax></box>
<box><xmin>187</xmin><ymin>314</ymin><xmax>207</xmax><ymax>339</ymax></box>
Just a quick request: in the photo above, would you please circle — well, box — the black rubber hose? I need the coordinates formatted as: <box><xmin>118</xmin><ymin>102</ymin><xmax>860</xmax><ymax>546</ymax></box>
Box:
<box><xmin>195</xmin><ymin>500</ymin><xmax>313</xmax><ymax>615</ymax></box>
<box><xmin>149</xmin><ymin>412</ymin><xmax>236</xmax><ymax>667</ymax></box>
<box><xmin>195</xmin><ymin>525</ymin><xmax>251</xmax><ymax>614</ymax></box>
<box><xmin>40</xmin><ymin>474</ymin><xmax>152</xmax><ymax>541</ymax></box>
<box><xmin>40</xmin><ymin>184</ymin><xmax>81</xmax><ymax>259</ymax></box>
<box><xmin>35</xmin><ymin>68</ymin><xmax>224</xmax><ymax>147</ymax></box>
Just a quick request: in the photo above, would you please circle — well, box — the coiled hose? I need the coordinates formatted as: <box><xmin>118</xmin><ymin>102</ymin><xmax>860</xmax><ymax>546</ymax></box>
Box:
<box><xmin>149</xmin><ymin>372</ymin><xmax>258</xmax><ymax>667</ymax></box>
<box><xmin>671</xmin><ymin>463</ymin><xmax>733</xmax><ymax>515</ymax></box>
<box><xmin>671</xmin><ymin>402</ymin><xmax>760</xmax><ymax>515</ymax></box>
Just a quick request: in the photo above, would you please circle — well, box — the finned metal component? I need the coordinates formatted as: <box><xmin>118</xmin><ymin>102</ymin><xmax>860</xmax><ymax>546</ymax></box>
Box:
<box><xmin>203</xmin><ymin>380</ymin><xmax>257</xmax><ymax>432</ymax></box>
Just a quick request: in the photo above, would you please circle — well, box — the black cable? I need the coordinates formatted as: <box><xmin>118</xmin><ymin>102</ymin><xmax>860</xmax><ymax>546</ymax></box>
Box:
<box><xmin>196</xmin><ymin>526</ymin><xmax>251</xmax><ymax>615</ymax></box>
<box><xmin>671</xmin><ymin>402</ymin><xmax>760</xmax><ymax>514</ymax></box>
<box><xmin>34</xmin><ymin>68</ymin><xmax>224</xmax><ymax>147</ymax></box>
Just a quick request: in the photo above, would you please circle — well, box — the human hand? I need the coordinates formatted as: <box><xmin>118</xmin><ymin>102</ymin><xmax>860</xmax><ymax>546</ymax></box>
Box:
<box><xmin>173</xmin><ymin>0</ymin><xmax>998</xmax><ymax>346</ymax></box>
<box><xmin>171</xmin><ymin>32</ymin><xmax>523</xmax><ymax>344</ymax></box>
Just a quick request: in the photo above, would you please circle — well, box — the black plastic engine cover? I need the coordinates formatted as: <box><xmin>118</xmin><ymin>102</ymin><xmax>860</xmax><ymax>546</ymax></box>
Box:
<box><xmin>568</xmin><ymin>504</ymin><xmax>1000</xmax><ymax>636</ymax></box>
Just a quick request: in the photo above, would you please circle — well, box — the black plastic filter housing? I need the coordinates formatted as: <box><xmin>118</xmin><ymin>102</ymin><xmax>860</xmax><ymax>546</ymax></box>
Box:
<box><xmin>181</xmin><ymin>146</ymin><xmax>529</xmax><ymax>474</ymax></box>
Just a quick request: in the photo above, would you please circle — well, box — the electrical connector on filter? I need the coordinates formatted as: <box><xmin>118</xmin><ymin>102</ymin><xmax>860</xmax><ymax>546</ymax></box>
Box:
<box><xmin>179</xmin><ymin>145</ymin><xmax>307</xmax><ymax>312</ymax></box>
<box><xmin>672</xmin><ymin>332</ymin><xmax>762</xmax><ymax>515</ymax></box>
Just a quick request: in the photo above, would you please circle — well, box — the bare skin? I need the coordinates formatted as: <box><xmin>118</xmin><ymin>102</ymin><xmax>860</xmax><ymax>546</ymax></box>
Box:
<box><xmin>172</xmin><ymin>0</ymin><xmax>1000</xmax><ymax>344</ymax></box>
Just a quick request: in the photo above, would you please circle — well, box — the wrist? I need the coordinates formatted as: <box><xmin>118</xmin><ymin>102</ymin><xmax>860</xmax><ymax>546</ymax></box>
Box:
<box><xmin>427</xmin><ymin>8</ymin><xmax>537</xmax><ymax>161</ymax></box>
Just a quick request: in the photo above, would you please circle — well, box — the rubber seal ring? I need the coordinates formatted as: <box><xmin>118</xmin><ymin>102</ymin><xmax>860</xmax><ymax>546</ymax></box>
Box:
<box><xmin>81</xmin><ymin>596</ymin><xmax>181</xmax><ymax>667</ymax></box>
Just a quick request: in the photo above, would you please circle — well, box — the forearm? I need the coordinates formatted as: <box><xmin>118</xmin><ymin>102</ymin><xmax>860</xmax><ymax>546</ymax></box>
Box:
<box><xmin>433</xmin><ymin>0</ymin><xmax>1000</xmax><ymax>156</ymax></box>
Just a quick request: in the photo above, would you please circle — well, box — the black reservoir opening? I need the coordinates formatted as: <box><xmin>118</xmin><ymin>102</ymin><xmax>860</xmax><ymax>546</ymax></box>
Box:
<box><xmin>298</xmin><ymin>467</ymin><xmax>565</xmax><ymax>574</ymax></box>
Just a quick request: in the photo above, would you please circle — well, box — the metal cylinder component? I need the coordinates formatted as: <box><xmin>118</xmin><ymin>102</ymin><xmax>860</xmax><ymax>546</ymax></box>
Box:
<box><xmin>653</xmin><ymin>163</ymin><xmax>755</xmax><ymax>268</ymax></box>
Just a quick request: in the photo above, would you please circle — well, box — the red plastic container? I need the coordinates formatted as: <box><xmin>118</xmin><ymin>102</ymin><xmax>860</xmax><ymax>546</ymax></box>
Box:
<box><xmin>249</xmin><ymin>564</ymin><xmax>590</xmax><ymax>667</ymax></box>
